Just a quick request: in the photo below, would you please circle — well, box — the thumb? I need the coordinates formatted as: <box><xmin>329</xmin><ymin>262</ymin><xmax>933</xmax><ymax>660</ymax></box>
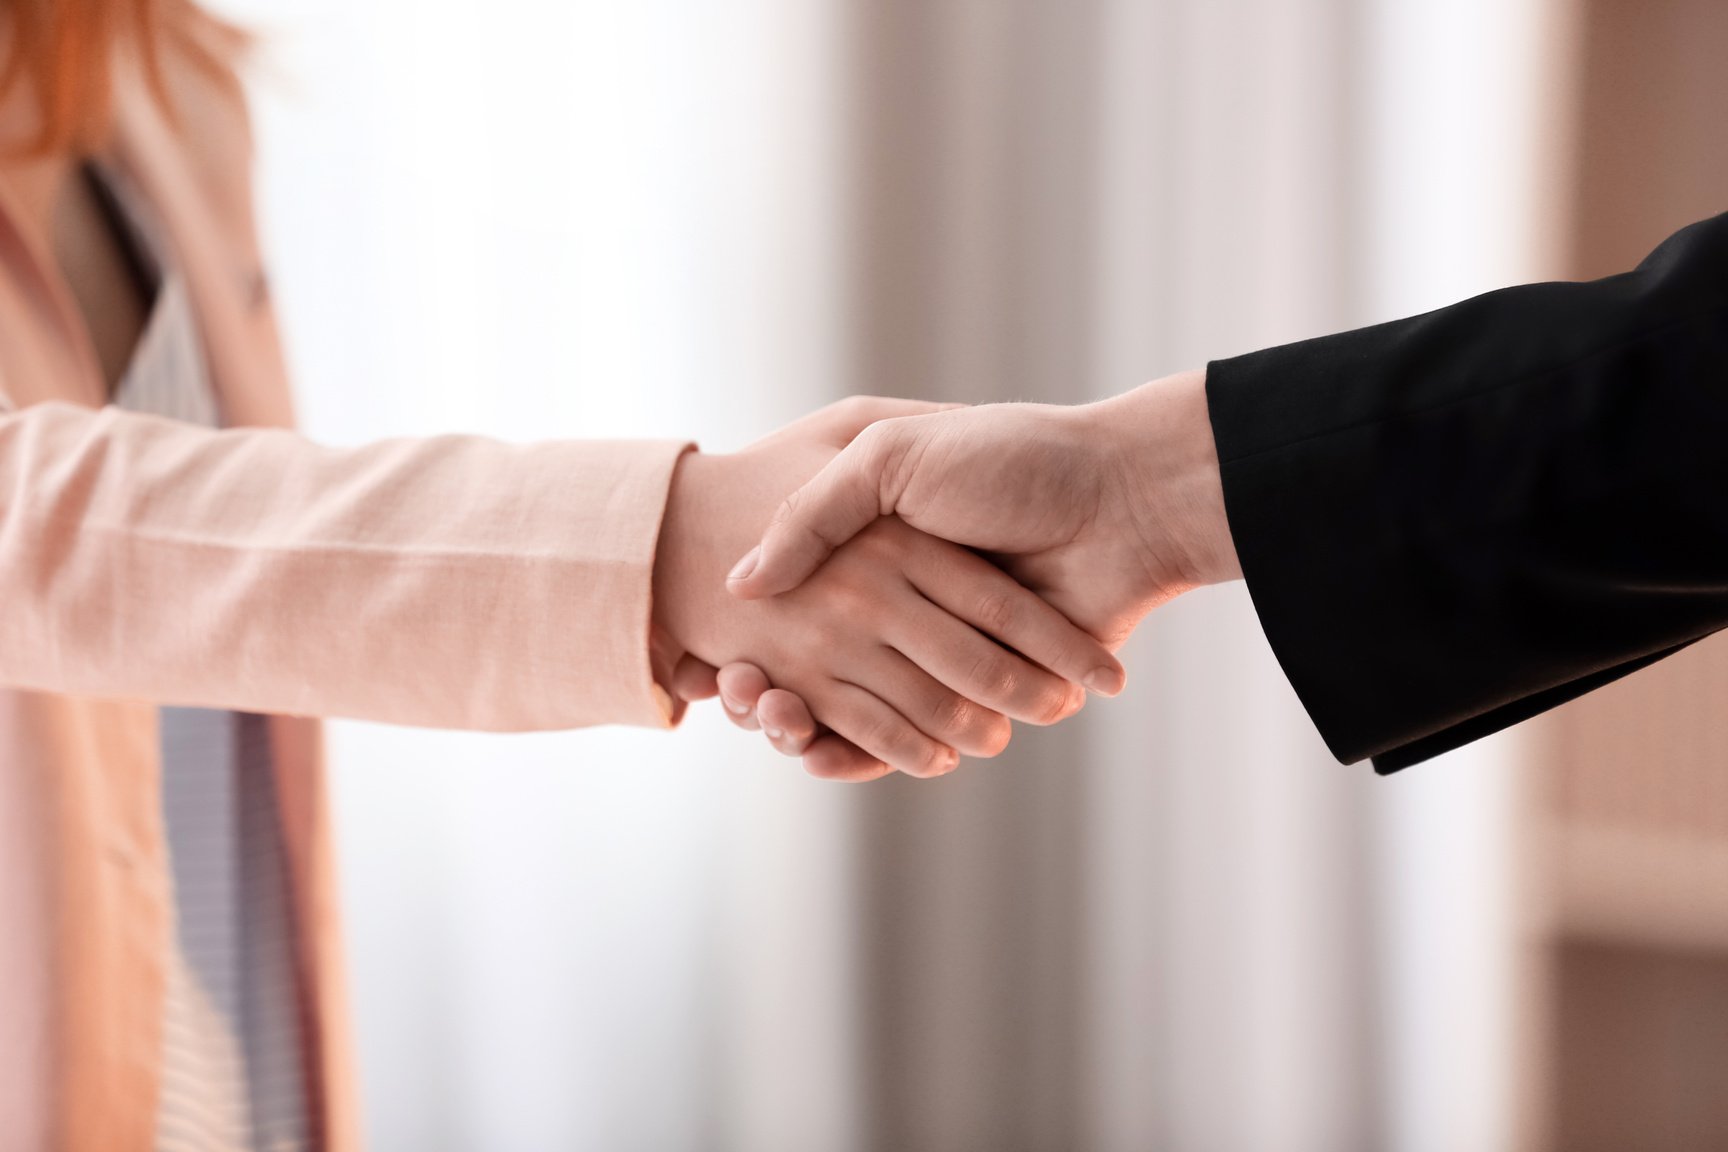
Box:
<box><xmin>727</xmin><ymin>424</ymin><xmax>902</xmax><ymax>598</ymax></box>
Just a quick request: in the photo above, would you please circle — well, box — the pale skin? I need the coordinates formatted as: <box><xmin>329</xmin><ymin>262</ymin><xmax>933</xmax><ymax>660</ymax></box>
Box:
<box><xmin>650</xmin><ymin>398</ymin><xmax>1127</xmax><ymax>781</ymax></box>
<box><xmin>711</xmin><ymin>370</ymin><xmax>1246</xmax><ymax>778</ymax></box>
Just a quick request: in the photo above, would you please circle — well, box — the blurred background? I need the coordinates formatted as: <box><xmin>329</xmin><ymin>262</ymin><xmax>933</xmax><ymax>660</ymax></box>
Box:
<box><xmin>214</xmin><ymin>0</ymin><xmax>1728</xmax><ymax>1148</ymax></box>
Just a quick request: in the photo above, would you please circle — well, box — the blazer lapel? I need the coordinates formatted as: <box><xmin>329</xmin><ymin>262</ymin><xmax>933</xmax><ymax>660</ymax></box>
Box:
<box><xmin>108</xmin><ymin>68</ymin><xmax>296</xmax><ymax>432</ymax></box>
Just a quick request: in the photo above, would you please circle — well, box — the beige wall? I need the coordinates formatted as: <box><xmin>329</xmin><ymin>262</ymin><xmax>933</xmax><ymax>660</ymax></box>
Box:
<box><xmin>1524</xmin><ymin>1</ymin><xmax>1728</xmax><ymax>1145</ymax></box>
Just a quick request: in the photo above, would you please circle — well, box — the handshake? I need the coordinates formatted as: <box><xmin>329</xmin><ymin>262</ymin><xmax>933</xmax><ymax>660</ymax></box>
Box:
<box><xmin>651</xmin><ymin>368</ymin><xmax>1242</xmax><ymax>782</ymax></box>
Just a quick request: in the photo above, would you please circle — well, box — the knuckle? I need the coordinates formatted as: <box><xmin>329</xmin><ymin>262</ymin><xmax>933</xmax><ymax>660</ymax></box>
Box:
<box><xmin>870</xmin><ymin>423</ymin><xmax>923</xmax><ymax>500</ymax></box>
<box><xmin>967</xmin><ymin>651</ymin><xmax>1020</xmax><ymax>703</ymax></box>
<box><xmin>757</xmin><ymin>694</ymin><xmax>808</xmax><ymax>739</ymax></box>
<box><xmin>1033</xmin><ymin>637</ymin><xmax>1083</xmax><ymax>680</ymax></box>
<box><xmin>835</xmin><ymin>395</ymin><xmax>884</xmax><ymax>425</ymax></box>
<box><xmin>851</xmin><ymin>412</ymin><xmax>890</xmax><ymax>446</ymax></box>
<box><xmin>932</xmin><ymin>695</ymin><xmax>1010</xmax><ymax>758</ymax></box>
<box><xmin>846</xmin><ymin>421</ymin><xmax>889</xmax><ymax>471</ymax></box>
<box><xmin>768</xmin><ymin>489</ymin><xmax>803</xmax><ymax>531</ymax></box>
<box><xmin>906</xmin><ymin>747</ymin><xmax>954</xmax><ymax>779</ymax></box>
<box><xmin>933</xmin><ymin>692</ymin><xmax>979</xmax><ymax>735</ymax></box>
<box><xmin>933</xmin><ymin>694</ymin><xmax>988</xmax><ymax>739</ymax></box>
<box><xmin>974</xmin><ymin>715</ymin><xmax>1012</xmax><ymax>758</ymax></box>
<box><xmin>890</xmin><ymin>733</ymin><xmax>947</xmax><ymax>779</ymax></box>
<box><xmin>973</xmin><ymin>591</ymin><xmax>1017</xmax><ymax>636</ymax></box>
<box><xmin>1056</xmin><ymin>683</ymin><xmax>1086</xmax><ymax>721</ymax></box>
<box><xmin>857</xmin><ymin>713</ymin><xmax>908</xmax><ymax>756</ymax></box>
<box><xmin>1030</xmin><ymin>681</ymin><xmax>1074</xmax><ymax>726</ymax></box>
<box><xmin>821</xmin><ymin>577</ymin><xmax>875</xmax><ymax>620</ymax></box>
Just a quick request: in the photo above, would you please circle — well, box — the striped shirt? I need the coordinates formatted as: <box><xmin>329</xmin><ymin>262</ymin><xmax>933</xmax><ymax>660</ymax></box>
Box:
<box><xmin>90</xmin><ymin>161</ymin><xmax>314</xmax><ymax>1152</ymax></box>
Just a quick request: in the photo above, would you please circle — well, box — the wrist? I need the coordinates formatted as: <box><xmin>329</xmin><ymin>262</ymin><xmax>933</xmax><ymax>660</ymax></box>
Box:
<box><xmin>651</xmin><ymin>442</ymin><xmax>835</xmax><ymax>662</ymax></box>
<box><xmin>652</xmin><ymin>450</ymin><xmax>726</xmax><ymax>659</ymax></box>
<box><xmin>1087</xmin><ymin>368</ymin><xmax>1242</xmax><ymax>595</ymax></box>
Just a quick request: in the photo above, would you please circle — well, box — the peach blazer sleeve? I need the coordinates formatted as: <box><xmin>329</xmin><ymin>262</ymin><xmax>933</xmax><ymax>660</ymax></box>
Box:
<box><xmin>0</xmin><ymin>400</ymin><xmax>693</xmax><ymax>730</ymax></box>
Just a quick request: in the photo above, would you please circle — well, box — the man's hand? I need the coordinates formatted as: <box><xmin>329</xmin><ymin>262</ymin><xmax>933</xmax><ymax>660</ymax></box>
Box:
<box><xmin>726</xmin><ymin>370</ymin><xmax>1242</xmax><ymax>652</ymax></box>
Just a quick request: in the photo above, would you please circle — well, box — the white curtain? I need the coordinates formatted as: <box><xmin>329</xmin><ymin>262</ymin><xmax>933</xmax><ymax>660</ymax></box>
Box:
<box><xmin>224</xmin><ymin>0</ymin><xmax>1552</xmax><ymax>1147</ymax></box>
<box><xmin>235</xmin><ymin>3</ymin><xmax>863</xmax><ymax>1148</ymax></box>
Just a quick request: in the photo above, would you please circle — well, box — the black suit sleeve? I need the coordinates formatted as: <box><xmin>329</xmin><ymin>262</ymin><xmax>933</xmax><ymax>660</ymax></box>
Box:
<box><xmin>1204</xmin><ymin>212</ymin><xmax>1728</xmax><ymax>773</ymax></box>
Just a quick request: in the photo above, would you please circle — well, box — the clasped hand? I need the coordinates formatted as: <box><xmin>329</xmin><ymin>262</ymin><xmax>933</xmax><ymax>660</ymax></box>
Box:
<box><xmin>654</xmin><ymin>372</ymin><xmax>1239</xmax><ymax>782</ymax></box>
<box><xmin>652</xmin><ymin>397</ymin><xmax>1124</xmax><ymax>782</ymax></box>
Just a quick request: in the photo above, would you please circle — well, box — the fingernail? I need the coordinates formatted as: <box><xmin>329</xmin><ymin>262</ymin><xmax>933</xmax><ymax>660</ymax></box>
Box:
<box><xmin>727</xmin><ymin>546</ymin><xmax>761</xmax><ymax>583</ymax></box>
<box><xmin>1084</xmin><ymin>668</ymin><xmax>1123</xmax><ymax>696</ymax></box>
<box><xmin>725</xmin><ymin>698</ymin><xmax>749</xmax><ymax>716</ymax></box>
<box><xmin>764</xmin><ymin>727</ymin><xmax>785</xmax><ymax>741</ymax></box>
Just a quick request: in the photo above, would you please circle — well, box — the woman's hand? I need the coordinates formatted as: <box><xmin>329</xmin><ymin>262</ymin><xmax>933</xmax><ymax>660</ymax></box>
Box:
<box><xmin>653</xmin><ymin>398</ymin><xmax>1124</xmax><ymax>781</ymax></box>
<box><xmin>664</xmin><ymin>656</ymin><xmax>833</xmax><ymax>769</ymax></box>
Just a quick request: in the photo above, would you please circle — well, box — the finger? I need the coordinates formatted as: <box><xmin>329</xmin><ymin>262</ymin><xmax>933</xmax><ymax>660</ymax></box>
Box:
<box><xmin>716</xmin><ymin>663</ymin><xmax>770</xmax><ymax>731</ymax></box>
<box><xmin>753</xmin><ymin>395</ymin><xmax>966</xmax><ymax>452</ymax></box>
<box><xmin>755</xmin><ymin>688</ymin><xmax>817</xmax><ymax>756</ymax></box>
<box><xmin>815</xmin><ymin>681</ymin><xmax>959</xmax><ymax>779</ymax></box>
<box><xmin>802</xmin><ymin>733</ymin><xmax>895</xmax><ymax>783</ymax></box>
<box><xmin>888</xmin><ymin>596</ymin><xmax>1086</xmax><ymax>728</ymax></box>
<box><xmin>855</xmin><ymin>646</ymin><xmax>1013</xmax><ymax>759</ymax></box>
<box><xmin>910</xmin><ymin>547</ymin><xmax>1128</xmax><ymax>698</ymax></box>
<box><xmin>671</xmin><ymin>654</ymin><xmax>720</xmax><ymax>702</ymax></box>
<box><xmin>727</xmin><ymin>423</ymin><xmax>907</xmax><ymax>600</ymax></box>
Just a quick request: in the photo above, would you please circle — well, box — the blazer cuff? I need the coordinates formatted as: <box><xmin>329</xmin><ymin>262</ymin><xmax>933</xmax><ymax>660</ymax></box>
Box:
<box><xmin>560</xmin><ymin>439</ymin><xmax>696</xmax><ymax>731</ymax></box>
<box><xmin>461</xmin><ymin>435</ymin><xmax>698</xmax><ymax>732</ymax></box>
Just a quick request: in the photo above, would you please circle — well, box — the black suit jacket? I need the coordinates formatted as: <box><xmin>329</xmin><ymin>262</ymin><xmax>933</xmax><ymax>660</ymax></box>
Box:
<box><xmin>1205</xmin><ymin>212</ymin><xmax>1728</xmax><ymax>772</ymax></box>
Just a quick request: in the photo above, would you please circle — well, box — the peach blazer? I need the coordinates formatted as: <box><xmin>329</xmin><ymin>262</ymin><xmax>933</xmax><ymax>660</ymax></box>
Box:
<box><xmin>0</xmin><ymin>58</ymin><xmax>689</xmax><ymax>1152</ymax></box>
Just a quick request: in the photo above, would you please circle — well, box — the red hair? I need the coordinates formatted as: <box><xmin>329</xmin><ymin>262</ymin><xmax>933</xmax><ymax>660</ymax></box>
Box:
<box><xmin>2</xmin><ymin>0</ymin><xmax>248</xmax><ymax>153</ymax></box>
